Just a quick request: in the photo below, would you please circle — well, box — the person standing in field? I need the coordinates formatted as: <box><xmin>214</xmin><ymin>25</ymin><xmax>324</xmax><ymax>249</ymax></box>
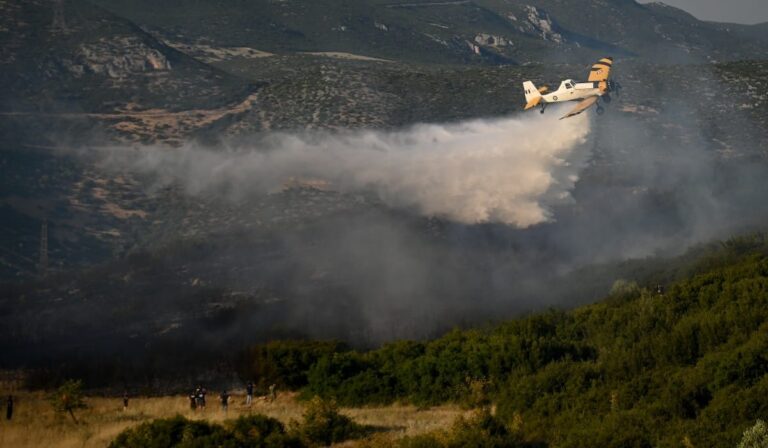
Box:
<box><xmin>199</xmin><ymin>387</ymin><xmax>206</xmax><ymax>411</ymax></box>
<box><xmin>122</xmin><ymin>391</ymin><xmax>129</xmax><ymax>411</ymax></box>
<box><xmin>194</xmin><ymin>385</ymin><xmax>202</xmax><ymax>410</ymax></box>
<box><xmin>246</xmin><ymin>381</ymin><xmax>254</xmax><ymax>406</ymax></box>
<box><xmin>6</xmin><ymin>395</ymin><xmax>13</xmax><ymax>421</ymax></box>
<box><xmin>189</xmin><ymin>391</ymin><xmax>197</xmax><ymax>411</ymax></box>
<box><xmin>220</xmin><ymin>390</ymin><xmax>229</xmax><ymax>414</ymax></box>
<box><xmin>268</xmin><ymin>384</ymin><xmax>277</xmax><ymax>403</ymax></box>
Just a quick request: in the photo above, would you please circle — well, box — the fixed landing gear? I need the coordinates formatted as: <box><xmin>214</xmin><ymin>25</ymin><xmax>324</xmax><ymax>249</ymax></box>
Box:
<box><xmin>539</xmin><ymin>103</ymin><xmax>547</xmax><ymax>114</ymax></box>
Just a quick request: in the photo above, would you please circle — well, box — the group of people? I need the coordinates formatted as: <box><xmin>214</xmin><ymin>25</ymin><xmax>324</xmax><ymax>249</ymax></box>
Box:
<box><xmin>189</xmin><ymin>386</ymin><xmax>208</xmax><ymax>411</ymax></box>
<box><xmin>1</xmin><ymin>382</ymin><xmax>279</xmax><ymax>422</ymax></box>
<box><xmin>188</xmin><ymin>382</ymin><xmax>277</xmax><ymax>412</ymax></box>
<box><xmin>248</xmin><ymin>382</ymin><xmax>278</xmax><ymax>404</ymax></box>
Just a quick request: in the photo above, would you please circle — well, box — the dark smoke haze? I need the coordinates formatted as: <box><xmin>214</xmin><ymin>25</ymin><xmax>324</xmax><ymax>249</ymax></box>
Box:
<box><xmin>85</xmin><ymin>98</ymin><xmax>768</xmax><ymax>346</ymax></box>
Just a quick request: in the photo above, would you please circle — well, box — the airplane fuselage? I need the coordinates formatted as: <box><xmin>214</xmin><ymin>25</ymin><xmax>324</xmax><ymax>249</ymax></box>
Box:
<box><xmin>523</xmin><ymin>57</ymin><xmax>618</xmax><ymax>119</ymax></box>
<box><xmin>540</xmin><ymin>79</ymin><xmax>604</xmax><ymax>104</ymax></box>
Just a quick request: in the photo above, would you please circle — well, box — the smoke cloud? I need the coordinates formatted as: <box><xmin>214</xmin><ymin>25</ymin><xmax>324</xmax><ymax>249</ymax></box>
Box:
<box><xmin>62</xmin><ymin>85</ymin><xmax>768</xmax><ymax>349</ymax></box>
<box><xmin>106</xmin><ymin>109</ymin><xmax>592</xmax><ymax>227</ymax></box>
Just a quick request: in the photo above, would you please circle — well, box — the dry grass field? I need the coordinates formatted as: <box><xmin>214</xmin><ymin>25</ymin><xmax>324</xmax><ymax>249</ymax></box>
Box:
<box><xmin>0</xmin><ymin>388</ymin><xmax>467</xmax><ymax>448</ymax></box>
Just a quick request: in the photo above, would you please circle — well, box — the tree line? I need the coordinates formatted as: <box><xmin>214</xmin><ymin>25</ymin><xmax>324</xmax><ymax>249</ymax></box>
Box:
<box><xmin>237</xmin><ymin>234</ymin><xmax>768</xmax><ymax>447</ymax></box>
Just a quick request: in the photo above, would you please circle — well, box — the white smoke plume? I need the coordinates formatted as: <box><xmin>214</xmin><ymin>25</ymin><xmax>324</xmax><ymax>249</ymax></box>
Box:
<box><xmin>108</xmin><ymin>110</ymin><xmax>591</xmax><ymax>227</ymax></box>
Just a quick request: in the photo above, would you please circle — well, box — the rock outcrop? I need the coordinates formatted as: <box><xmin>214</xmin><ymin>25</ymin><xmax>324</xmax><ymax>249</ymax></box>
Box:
<box><xmin>474</xmin><ymin>33</ymin><xmax>512</xmax><ymax>48</ymax></box>
<box><xmin>62</xmin><ymin>36</ymin><xmax>172</xmax><ymax>78</ymax></box>
<box><xmin>519</xmin><ymin>5</ymin><xmax>564</xmax><ymax>44</ymax></box>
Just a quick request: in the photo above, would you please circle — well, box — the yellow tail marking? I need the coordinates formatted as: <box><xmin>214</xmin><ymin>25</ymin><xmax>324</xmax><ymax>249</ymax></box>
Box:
<box><xmin>525</xmin><ymin>96</ymin><xmax>542</xmax><ymax>110</ymax></box>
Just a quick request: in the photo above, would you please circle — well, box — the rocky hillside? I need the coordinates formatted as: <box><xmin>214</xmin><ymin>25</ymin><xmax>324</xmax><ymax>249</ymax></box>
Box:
<box><xmin>93</xmin><ymin>0</ymin><xmax>768</xmax><ymax>64</ymax></box>
<box><xmin>2</xmin><ymin>0</ymin><xmax>768</xmax><ymax>375</ymax></box>
<box><xmin>0</xmin><ymin>0</ymin><xmax>254</xmax><ymax>117</ymax></box>
<box><xmin>3</xmin><ymin>57</ymin><xmax>767</xmax><ymax>280</ymax></box>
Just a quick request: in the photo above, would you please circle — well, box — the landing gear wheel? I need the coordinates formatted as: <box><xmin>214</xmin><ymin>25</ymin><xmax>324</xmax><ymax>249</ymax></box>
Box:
<box><xmin>596</xmin><ymin>106</ymin><xmax>605</xmax><ymax>115</ymax></box>
<box><xmin>540</xmin><ymin>108</ymin><xmax>545</xmax><ymax>114</ymax></box>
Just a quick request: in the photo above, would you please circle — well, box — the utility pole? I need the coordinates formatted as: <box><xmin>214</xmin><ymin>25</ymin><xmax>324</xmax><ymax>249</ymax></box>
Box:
<box><xmin>51</xmin><ymin>0</ymin><xmax>68</xmax><ymax>33</ymax></box>
<box><xmin>39</xmin><ymin>220</ymin><xmax>48</xmax><ymax>277</ymax></box>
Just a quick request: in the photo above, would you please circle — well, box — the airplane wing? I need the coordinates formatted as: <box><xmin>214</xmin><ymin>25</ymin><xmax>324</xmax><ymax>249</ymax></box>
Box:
<box><xmin>587</xmin><ymin>57</ymin><xmax>613</xmax><ymax>82</ymax></box>
<box><xmin>560</xmin><ymin>96</ymin><xmax>598</xmax><ymax>120</ymax></box>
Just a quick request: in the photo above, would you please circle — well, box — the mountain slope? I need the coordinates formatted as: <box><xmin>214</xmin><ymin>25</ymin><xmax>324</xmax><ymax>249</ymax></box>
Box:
<box><xmin>0</xmin><ymin>0</ymin><xmax>254</xmax><ymax>114</ymax></box>
<box><xmin>253</xmin><ymin>235</ymin><xmax>768</xmax><ymax>447</ymax></box>
<box><xmin>91</xmin><ymin>0</ymin><xmax>768</xmax><ymax>64</ymax></box>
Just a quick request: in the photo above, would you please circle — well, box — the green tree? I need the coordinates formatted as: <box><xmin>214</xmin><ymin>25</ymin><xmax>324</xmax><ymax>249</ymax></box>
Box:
<box><xmin>609</xmin><ymin>279</ymin><xmax>642</xmax><ymax>302</ymax></box>
<box><xmin>110</xmin><ymin>415</ymin><xmax>305</xmax><ymax>448</ymax></box>
<box><xmin>293</xmin><ymin>396</ymin><xmax>367</xmax><ymax>446</ymax></box>
<box><xmin>738</xmin><ymin>420</ymin><xmax>768</xmax><ymax>448</ymax></box>
<box><xmin>50</xmin><ymin>379</ymin><xmax>87</xmax><ymax>423</ymax></box>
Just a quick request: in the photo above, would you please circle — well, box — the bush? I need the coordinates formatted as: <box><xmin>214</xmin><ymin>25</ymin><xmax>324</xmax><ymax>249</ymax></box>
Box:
<box><xmin>293</xmin><ymin>396</ymin><xmax>369</xmax><ymax>446</ymax></box>
<box><xmin>444</xmin><ymin>409</ymin><xmax>525</xmax><ymax>448</ymax></box>
<box><xmin>226</xmin><ymin>415</ymin><xmax>304</xmax><ymax>448</ymax></box>
<box><xmin>238</xmin><ymin>340</ymin><xmax>348</xmax><ymax>391</ymax></box>
<box><xmin>608</xmin><ymin>280</ymin><xmax>642</xmax><ymax>303</ymax></box>
<box><xmin>738</xmin><ymin>420</ymin><xmax>768</xmax><ymax>448</ymax></box>
<box><xmin>109</xmin><ymin>415</ymin><xmax>302</xmax><ymax>448</ymax></box>
<box><xmin>108</xmin><ymin>416</ymin><xmax>229</xmax><ymax>448</ymax></box>
<box><xmin>49</xmin><ymin>379</ymin><xmax>87</xmax><ymax>423</ymax></box>
<box><xmin>395</xmin><ymin>409</ymin><xmax>527</xmax><ymax>448</ymax></box>
<box><xmin>111</xmin><ymin>404</ymin><xmax>371</xmax><ymax>447</ymax></box>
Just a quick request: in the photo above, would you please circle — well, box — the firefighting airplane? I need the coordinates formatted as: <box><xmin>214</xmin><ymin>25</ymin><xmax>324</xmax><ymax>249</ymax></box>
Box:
<box><xmin>523</xmin><ymin>57</ymin><xmax>622</xmax><ymax>120</ymax></box>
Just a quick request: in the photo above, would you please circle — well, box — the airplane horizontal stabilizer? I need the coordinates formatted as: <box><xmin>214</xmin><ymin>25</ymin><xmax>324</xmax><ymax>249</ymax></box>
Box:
<box><xmin>525</xmin><ymin>96</ymin><xmax>542</xmax><ymax>110</ymax></box>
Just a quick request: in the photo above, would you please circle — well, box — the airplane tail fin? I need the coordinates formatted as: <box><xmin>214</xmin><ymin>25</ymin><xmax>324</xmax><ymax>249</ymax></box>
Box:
<box><xmin>523</xmin><ymin>81</ymin><xmax>542</xmax><ymax>110</ymax></box>
<box><xmin>523</xmin><ymin>81</ymin><xmax>540</xmax><ymax>103</ymax></box>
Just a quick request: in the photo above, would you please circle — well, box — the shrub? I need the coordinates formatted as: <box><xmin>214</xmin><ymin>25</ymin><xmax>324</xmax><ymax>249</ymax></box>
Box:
<box><xmin>108</xmin><ymin>416</ymin><xmax>229</xmax><ymax>448</ymax></box>
<box><xmin>49</xmin><ymin>379</ymin><xmax>87</xmax><ymax>423</ymax></box>
<box><xmin>238</xmin><ymin>340</ymin><xmax>348</xmax><ymax>391</ymax></box>
<box><xmin>110</xmin><ymin>415</ymin><xmax>303</xmax><ymax>448</ymax></box>
<box><xmin>227</xmin><ymin>415</ymin><xmax>303</xmax><ymax>448</ymax></box>
<box><xmin>293</xmin><ymin>396</ymin><xmax>369</xmax><ymax>446</ymax></box>
<box><xmin>738</xmin><ymin>420</ymin><xmax>768</xmax><ymax>448</ymax></box>
<box><xmin>395</xmin><ymin>409</ymin><xmax>527</xmax><ymax>448</ymax></box>
<box><xmin>444</xmin><ymin>409</ymin><xmax>524</xmax><ymax>448</ymax></box>
<box><xmin>609</xmin><ymin>280</ymin><xmax>642</xmax><ymax>302</ymax></box>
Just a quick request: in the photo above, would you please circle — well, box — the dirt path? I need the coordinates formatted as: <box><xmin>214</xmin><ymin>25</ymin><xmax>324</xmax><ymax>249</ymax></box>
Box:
<box><xmin>0</xmin><ymin>92</ymin><xmax>261</xmax><ymax>143</ymax></box>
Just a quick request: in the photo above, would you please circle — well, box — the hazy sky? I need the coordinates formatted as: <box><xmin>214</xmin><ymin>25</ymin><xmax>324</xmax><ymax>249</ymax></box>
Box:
<box><xmin>639</xmin><ymin>0</ymin><xmax>768</xmax><ymax>25</ymax></box>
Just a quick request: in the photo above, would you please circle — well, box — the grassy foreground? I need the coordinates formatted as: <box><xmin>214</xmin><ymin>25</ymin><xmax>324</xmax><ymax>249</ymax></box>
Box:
<box><xmin>0</xmin><ymin>389</ymin><xmax>467</xmax><ymax>448</ymax></box>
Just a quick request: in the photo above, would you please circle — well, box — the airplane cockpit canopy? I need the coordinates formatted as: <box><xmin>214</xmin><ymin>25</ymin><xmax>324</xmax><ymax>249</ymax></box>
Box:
<box><xmin>561</xmin><ymin>79</ymin><xmax>575</xmax><ymax>89</ymax></box>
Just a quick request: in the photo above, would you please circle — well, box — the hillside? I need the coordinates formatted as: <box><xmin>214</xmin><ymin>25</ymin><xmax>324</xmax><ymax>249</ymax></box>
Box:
<box><xmin>92</xmin><ymin>0</ymin><xmax>768</xmax><ymax>64</ymax></box>
<box><xmin>235</xmin><ymin>234</ymin><xmax>768</xmax><ymax>447</ymax></box>
<box><xmin>0</xmin><ymin>0</ymin><xmax>255</xmax><ymax>115</ymax></box>
<box><xmin>2</xmin><ymin>57</ymin><xmax>767</xmax><ymax>281</ymax></box>
<box><xmin>1</xmin><ymin>6</ymin><xmax>768</xmax><ymax>446</ymax></box>
<box><xmin>6</xmin><ymin>233</ymin><xmax>766</xmax><ymax>447</ymax></box>
<box><xmin>2</xmin><ymin>55</ymin><xmax>768</xmax><ymax>368</ymax></box>
<box><xmin>1</xmin><ymin>0</ymin><xmax>767</xmax><ymax>278</ymax></box>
